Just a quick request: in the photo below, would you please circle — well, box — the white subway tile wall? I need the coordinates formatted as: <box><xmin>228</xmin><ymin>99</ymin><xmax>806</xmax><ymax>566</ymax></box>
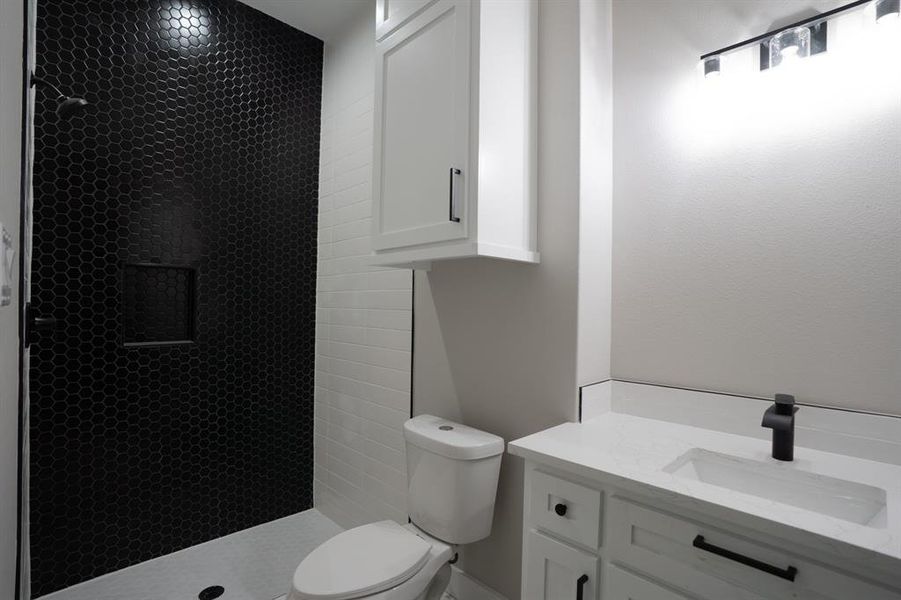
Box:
<box><xmin>314</xmin><ymin>32</ymin><xmax>412</xmax><ymax>529</ymax></box>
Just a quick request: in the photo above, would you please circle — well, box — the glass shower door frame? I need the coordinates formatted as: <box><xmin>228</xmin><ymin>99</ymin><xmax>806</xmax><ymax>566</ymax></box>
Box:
<box><xmin>16</xmin><ymin>0</ymin><xmax>37</xmax><ymax>598</ymax></box>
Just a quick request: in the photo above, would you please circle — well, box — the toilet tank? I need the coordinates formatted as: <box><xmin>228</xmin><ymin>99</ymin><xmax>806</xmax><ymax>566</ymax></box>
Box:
<box><xmin>404</xmin><ymin>415</ymin><xmax>504</xmax><ymax>544</ymax></box>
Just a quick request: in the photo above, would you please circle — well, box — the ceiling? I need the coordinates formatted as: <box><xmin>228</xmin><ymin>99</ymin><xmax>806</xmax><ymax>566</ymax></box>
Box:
<box><xmin>238</xmin><ymin>0</ymin><xmax>371</xmax><ymax>42</ymax></box>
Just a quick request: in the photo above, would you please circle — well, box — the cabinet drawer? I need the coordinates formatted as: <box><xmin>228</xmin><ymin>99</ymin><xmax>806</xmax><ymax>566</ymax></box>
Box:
<box><xmin>605</xmin><ymin>565</ymin><xmax>692</xmax><ymax>600</ymax></box>
<box><xmin>608</xmin><ymin>496</ymin><xmax>901</xmax><ymax>600</ymax></box>
<box><xmin>529</xmin><ymin>470</ymin><xmax>602</xmax><ymax>550</ymax></box>
<box><xmin>524</xmin><ymin>530</ymin><xmax>598</xmax><ymax>600</ymax></box>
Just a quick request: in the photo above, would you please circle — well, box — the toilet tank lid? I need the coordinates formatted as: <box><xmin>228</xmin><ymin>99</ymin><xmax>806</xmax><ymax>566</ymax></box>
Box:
<box><xmin>404</xmin><ymin>415</ymin><xmax>505</xmax><ymax>460</ymax></box>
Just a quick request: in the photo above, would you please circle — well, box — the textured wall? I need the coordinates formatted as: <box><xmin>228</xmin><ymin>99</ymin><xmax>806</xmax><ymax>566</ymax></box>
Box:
<box><xmin>30</xmin><ymin>1</ymin><xmax>322</xmax><ymax>594</ymax></box>
<box><xmin>413</xmin><ymin>1</ymin><xmax>582</xmax><ymax>596</ymax></box>
<box><xmin>0</xmin><ymin>2</ymin><xmax>23</xmax><ymax>598</ymax></box>
<box><xmin>313</xmin><ymin>1</ymin><xmax>412</xmax><ymax>530</ymax></box>
<box><xmin>611</xmin><ymin>0</ymin><xmax>901</xmax><ymax>414</ymax></box>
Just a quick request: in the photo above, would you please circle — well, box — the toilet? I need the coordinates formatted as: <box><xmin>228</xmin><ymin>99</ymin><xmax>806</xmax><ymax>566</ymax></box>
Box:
<box><xmin>288</xmin><ymin>415</ymin><xmax>505</xmax><ymax>600</ymax></box>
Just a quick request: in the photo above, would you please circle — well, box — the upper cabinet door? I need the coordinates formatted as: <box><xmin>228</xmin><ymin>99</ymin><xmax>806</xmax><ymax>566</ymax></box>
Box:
<box><xmin>376</xmin><ymin>0</ymin><xmax>438</xmax><ymax>41</ymax></box>
<box><xmin>372</xmin><ymin>0</ymin><xmax>470</xmax><ymax>251</ymax></box>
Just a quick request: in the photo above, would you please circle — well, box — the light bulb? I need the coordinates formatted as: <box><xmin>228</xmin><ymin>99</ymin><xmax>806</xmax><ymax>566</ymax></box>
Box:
<box><xmin>769</xmin><ymin>27</ymin><xmax>811</xmax><ymax>68</ymax></box>
<box><xmin>876</xmin><ymin>0</ymin><xmax>901</xmax><ymax>23</ymax></box>
<box><xmin>780</xmin><ymin>45</ymin><xmax>799</xmax><ymax>57</ymax></box>
<box><xmin>703</xmin><ymin>55</ymin><xmax>722</xmax><ymax>78</ymax></box>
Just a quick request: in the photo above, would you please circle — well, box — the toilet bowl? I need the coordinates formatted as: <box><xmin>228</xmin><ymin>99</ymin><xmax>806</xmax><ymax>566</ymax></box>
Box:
<box><xmin>289</xmin><ymin>416</ymin><xmax>504</xmax><ymax>600</ymax></box>
<box><xmin>288</xmin><ymin>521</ymin><xmax>453</xmax><ymax>600</ymax></box>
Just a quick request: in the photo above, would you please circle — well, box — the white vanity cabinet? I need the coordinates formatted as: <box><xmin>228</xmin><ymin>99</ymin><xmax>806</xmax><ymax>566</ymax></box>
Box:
<box><xmin>371</xmin><ymin>0</ymin><xmax>538</xmax><ymax>268</ymax></box>
<box><xmin>520</xmin><ymin>465</ymin><xmax>901</xmax><ymax>600</ymax></box>
<box><xmin>605</xmin><ymin>566</ymin><xmax>692</xmax><ymax>600</ymax></box>
<box><xmin>525</xmin><ymin>531</ymin><xmax>599</xmax><ymax>600</ymax></box>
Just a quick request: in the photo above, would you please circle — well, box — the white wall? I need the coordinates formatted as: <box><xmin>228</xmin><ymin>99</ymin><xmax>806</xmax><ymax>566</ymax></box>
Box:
<box><xmin>238</xmin><ymin>0</ymin><xmax>365</xmax><ymax>42</ymax></box>
<box><xmin>611</xmin><ymin>0</ymin><xmax>901</xmax><ymax>415</ymax></box>
<box><xmin>413</xmin><ymin>1</ymin><xmax>583</xmax><ymax>597</ymax></box>
<box><xmin>0</xmin><ymin>1</ymin><xmax>23</xmax><ymax>597</ymax></box>
<box><xmin>314</xmin><ymin>0</ymin><xmax>412</xmax><ymax>529</ymax></box>
<box><xmin>577</xmin><ymin>0</ymin><xmax>613</xmax><ymax>388</ymax></box>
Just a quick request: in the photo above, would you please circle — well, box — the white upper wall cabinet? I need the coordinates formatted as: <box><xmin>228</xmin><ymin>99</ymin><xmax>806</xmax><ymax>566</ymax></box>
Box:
<box><xmin>375</xmin><ymin>0</ymin><xmax>436</xmax><ymax>40</ymax></box>
<box><xmin>373</xmin><ymin>0</ymin><xmax>470</xmax><ymax>253</ymax></box>
<box><xmin>371</xmin><ymin>0</ymin><xmax>538</xmax><ymax>268</ymax></box>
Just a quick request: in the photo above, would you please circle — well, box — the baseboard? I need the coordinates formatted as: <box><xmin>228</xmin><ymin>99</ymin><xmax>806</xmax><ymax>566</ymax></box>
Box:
<box><xmin>446</xmin><ymin>566</ymin><xmax>508</xmax><ymax>600</ymax></box>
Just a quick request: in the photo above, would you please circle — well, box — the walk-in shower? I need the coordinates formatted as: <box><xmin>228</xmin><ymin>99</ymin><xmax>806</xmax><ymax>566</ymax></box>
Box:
<box><xmin>25</xmin><ymin>1</ymin><xmax>327</xmax><ymax>597</ymax></box>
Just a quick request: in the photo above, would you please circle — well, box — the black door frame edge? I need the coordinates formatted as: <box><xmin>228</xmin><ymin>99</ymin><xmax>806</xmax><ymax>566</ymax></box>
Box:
<box><xmin>16</xmin><ymin>0</ymin><xmax>32</xmax><ymax>597</ymax></box>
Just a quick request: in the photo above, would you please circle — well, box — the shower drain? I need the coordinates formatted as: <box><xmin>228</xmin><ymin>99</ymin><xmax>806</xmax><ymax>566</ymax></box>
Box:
<box><xmin>198</xmin><ymin>585</ymin><xmax>225</xmax><ymax>600</ymax></box>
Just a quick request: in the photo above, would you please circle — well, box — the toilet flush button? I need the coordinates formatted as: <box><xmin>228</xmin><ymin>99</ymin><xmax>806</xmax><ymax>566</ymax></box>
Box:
<box><xmin>439</xmin><ymin>425</ymin><xmax>454</xmax><ymax>431</ymax></box>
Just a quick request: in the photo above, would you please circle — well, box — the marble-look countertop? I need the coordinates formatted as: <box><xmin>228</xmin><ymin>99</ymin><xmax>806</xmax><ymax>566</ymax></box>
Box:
<box><xmin>508</xmin><ymin>412</ymin><xmax>901</xmax><ymax>571</ymax></box>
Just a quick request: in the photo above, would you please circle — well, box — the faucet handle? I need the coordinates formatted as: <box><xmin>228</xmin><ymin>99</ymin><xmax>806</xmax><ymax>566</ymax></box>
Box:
<box><xmin>774</xmin><ymin>393</ymin><xmax>797</xmax><ymax>415</ymax></box>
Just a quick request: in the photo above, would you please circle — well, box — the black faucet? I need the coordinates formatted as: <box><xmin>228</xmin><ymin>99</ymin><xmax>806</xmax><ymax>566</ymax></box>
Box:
<box><xmin>761</xmin><ymin>394</ymin><xmax>798</xmax><ymax>461</ymax></box>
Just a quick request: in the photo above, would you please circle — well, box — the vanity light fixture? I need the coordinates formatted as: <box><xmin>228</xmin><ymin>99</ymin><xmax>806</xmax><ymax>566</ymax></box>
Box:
<box><xmin>768</xmin><ymin>27</ymin><xmax>811</xmax><ymax>68</ymax></box>
<box><xmin>703</xmin><ymin>55</ymin><xmax>721</xmax><ymax>78</ymax></box>
<box><xmin>876</xmin><ymin>0</ymin><xmax>900</xmax><ymax>23</ymax></box>
<box><xmin>699</xmin><ymin>0</ymin><xmax>887</xmax><ymax>76</ymax></box>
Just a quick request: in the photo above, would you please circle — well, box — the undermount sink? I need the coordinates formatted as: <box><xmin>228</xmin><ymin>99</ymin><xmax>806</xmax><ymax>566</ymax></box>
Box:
<box><xmin>663</xmin><ymin>448</ymin><xmax>887</xmax><ymax>528</ymax></box>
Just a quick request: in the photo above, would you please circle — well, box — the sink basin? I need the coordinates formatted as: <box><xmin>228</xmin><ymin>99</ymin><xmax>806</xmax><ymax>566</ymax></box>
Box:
<box><xmin>664</xmin><ymin>449</ymin><xmax>887</xmax><ymax>527</ymax></box>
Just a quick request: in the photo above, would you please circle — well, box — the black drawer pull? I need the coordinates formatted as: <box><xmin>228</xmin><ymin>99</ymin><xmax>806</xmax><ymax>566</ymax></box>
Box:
<box><xmin>693</xmin><ymin>535</ymin><xmax>798</xmax><ymax>582</ymax></box>
<box><xmin>576</xmin><ymin>574</ymin><xmax>588</xmax><ymax>600</ymax></box>
<box><xmin>554</xmin><ymin>503</ymin><xmax>567</xmax><ymax>516</ymax></box>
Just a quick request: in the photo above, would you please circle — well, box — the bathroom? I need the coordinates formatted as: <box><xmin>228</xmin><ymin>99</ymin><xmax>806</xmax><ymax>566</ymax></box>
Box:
<box><xmin>0</xmin><ymin>0</ymin><xmax>898</xmax><ymax>598</ymax></box>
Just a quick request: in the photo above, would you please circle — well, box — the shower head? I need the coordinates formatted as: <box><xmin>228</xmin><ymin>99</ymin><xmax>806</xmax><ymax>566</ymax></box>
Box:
<box><xmin>55</xmin><ymin>96</ymin><xmax>88</xmax><ymax>120</ymax></box>
<box><xmin>30</xmin><ymin>73</ymin><xmax>88</xmax><ymax>121</ymax></box>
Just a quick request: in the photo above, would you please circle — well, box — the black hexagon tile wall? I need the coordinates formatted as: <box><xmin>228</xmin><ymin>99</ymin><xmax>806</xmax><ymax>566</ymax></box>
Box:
<box><xmin>30</xmin><ymin>1</ymin><xmax>322</xmax><ymax>595</ymax></box>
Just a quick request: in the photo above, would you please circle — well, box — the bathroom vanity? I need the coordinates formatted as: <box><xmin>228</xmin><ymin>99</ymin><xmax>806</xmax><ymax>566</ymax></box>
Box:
<box><xmin>508</xmin><ymin>385</ymin><xmax>901</xmax><ymax>600</ymax></box>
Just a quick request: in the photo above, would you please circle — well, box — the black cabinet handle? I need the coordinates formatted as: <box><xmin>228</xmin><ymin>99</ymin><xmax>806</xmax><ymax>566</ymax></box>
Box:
<box><xmin>448</xmin><ymin>167</ymin><xmax>461</xmax><ymax>222</ymax></box>
<box><xmin>576</xmin><ymin>574</ymin><xmax>588</xmax><ymax>600</ymax></box>
<box><xmin>693</xmin><ymin>535</ymin><xmax>798</xmax><ymax>582</ymax></box>
<box><xmin>554</xmin><ymin>503</ymin><xmax>567</xmax><ymax>516</ymax></box>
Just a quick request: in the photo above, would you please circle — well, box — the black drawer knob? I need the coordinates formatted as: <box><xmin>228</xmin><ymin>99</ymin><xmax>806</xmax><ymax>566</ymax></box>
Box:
<box><xmin>554</xmin><ymin>503</ymin><xmax>567</xmax><ymax>516</ymax></box>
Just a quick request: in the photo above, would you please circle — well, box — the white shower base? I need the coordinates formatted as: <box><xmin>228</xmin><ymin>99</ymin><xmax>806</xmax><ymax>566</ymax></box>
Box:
<box><xmin>37</xmin><ymin>508</ymin><xmax>342</xmax><ymax>600</ymax></box>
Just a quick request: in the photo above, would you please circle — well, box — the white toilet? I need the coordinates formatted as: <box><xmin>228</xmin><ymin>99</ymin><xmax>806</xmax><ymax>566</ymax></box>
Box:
<box><xmin>288</xmin><ymin>415</ymin><xmax>505</xmax><ymax>600</ymax></box>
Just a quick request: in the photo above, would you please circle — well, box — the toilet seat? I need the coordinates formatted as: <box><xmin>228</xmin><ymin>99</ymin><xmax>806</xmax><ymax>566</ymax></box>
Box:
<box><xmin>291</xmin><ymin>521</ymin><xmax>432</xmax><ymax>600</ymax></box>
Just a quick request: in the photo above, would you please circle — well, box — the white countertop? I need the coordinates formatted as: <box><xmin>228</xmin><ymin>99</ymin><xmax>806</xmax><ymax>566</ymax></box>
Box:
<box><xmin>508</xmin><ymin>412</ymin><xmax>901</xmax><ymax>569</ymax></box>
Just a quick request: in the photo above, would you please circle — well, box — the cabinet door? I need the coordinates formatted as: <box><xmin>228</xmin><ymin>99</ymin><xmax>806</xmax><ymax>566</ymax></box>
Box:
<box><xmin>524</xmin><ymin>530</ymin><xmax>598</xmax><ymax>600</ymax></box>
<box><xmin>605</xmin><ymin>565</ymin><xmax>693</xmax><ymax>600</ymax></box>
<box><xmin>376</xmin><ymin>0</ymin><xmax>438</xmax><ymax>40</ymax></box>
<box><xmin>373</xmin><ymin>0</ymin><xmax>470</xmax><ymax>251</ymax></box>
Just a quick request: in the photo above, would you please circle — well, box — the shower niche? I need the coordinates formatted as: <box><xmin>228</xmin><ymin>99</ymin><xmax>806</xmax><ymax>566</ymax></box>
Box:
<box><xmin>122</xmin><ymin>263</ymin><xmax>196</xmax><ymax>346</ymax></box>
